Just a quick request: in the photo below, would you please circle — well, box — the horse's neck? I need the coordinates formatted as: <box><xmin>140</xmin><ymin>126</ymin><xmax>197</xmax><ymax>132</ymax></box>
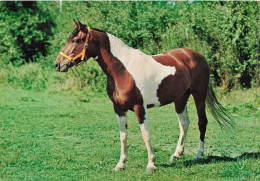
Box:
<box><xmin>96</xmin><ymin>33</ymin><xmax>140</xmax><ymax>79</ymax></box>
<box><xmin>106</xmin><ymin>33</ymin><xmax>147</xmax><ymax>65</ymax></box>
<box><xmin>106</xmin><ymin>33</ymin><xmax>133</xmax><ymax>56</ymax></box>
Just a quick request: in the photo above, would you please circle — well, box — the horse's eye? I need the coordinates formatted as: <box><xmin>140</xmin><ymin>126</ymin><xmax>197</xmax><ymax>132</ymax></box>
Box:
<box><xmin>72</xmin><ymin>39</ymin><xmax>81</xmax><ymax>44</ymax></box>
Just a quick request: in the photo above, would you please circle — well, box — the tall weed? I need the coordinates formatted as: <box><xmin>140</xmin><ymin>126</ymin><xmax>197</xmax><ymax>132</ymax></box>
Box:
<box><xmin>0</xmin><ymin>63</ymin><xmax>48</xmax><ymax>91</ymax></box>
<box><xmin>0</xmin><ymin>58</ymin><xmax>106</xmax><ymax>93</ymax></box>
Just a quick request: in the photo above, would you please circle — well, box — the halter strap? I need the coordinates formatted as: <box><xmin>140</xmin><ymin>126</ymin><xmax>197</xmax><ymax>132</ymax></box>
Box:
<box><xmin>59</xmin><ymin>27</ymin><xmax>91</xmax><ymax>66</ymax></box>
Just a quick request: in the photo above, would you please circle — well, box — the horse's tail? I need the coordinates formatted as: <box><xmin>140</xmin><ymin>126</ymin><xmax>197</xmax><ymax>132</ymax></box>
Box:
<box><xmin>206</xmin><ymin>82</ymin><xmax>234</xmax><ymax>130</ymax></box>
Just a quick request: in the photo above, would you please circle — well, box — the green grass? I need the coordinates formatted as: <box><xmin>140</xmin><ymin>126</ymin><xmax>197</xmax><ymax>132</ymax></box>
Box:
<box><xmin>0</xmin><ymin>86</ymin><xmax>259</xmax><ymax>180</ymax></box>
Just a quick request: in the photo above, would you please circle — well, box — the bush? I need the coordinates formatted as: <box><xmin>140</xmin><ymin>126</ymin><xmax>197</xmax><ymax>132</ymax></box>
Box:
<box><xmin>0</xmin><ymin>63</ymin><xmax>48</xmax><ymax>91</ymax></box>
<box><xmin>158</xmin><ymin>1</ymin><xmax>258</xmax><ymax>89</ymax></box>
<box><xmin>1</xmin><ymin>1</ymin><xmax>258</xmax><ymax>92</ymax></box>
<box><xmin>0</xmin><ymin>1</ymin><xmax>54</xmax><ymax>65</ymax></box>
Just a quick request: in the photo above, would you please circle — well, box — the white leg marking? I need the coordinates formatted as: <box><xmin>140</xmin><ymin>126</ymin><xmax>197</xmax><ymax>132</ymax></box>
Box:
<box><xmin>139</xmin><ymin>111</ymin><xmax>156</xmax><ymax>173</ymax></box>
<box><xmin>194</xmin><ymin>139</ymin><xmax>204</xmax><ymax>160</ymax></box>
<box><xmin>170</xmin><ymin>107</ymin><xmax>190</xmax><ymax>162</ymax></box>
<box><xmin>114</xmin><ymin>114</ymin><xmax>128</xmax><ymax>171</ymax></box>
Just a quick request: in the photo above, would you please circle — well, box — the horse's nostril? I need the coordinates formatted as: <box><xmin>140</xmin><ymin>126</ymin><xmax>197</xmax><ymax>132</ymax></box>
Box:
<box><xmin>56</xmin><ymin>63</ymin><xmax>61</xmax><ymax>71</ymax></box>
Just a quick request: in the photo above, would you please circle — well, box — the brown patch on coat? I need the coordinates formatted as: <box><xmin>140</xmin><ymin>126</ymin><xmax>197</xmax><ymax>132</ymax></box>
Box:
<box><xmin>157</xmin><ymin>68</ymin><xmax>191</xmax><ymax>106</ymax></box>
<box><xmin>134</xmin><ymin>105</ymin><xmax>146</xmax><ymax>124</ymax></box>
<box><xmin>91</xmin><ymin>30</ymin><xmax>146</xmax><ymax>124</ymax></box>
<box><xmin>152</xmin><ymin>48</ymin><xmax>208</xmax><ymax>106</ymax></box>
<box><xmin>152</xmin><ymin>48</ymin><xmax>198</xmax><ymax>69</ymax></box>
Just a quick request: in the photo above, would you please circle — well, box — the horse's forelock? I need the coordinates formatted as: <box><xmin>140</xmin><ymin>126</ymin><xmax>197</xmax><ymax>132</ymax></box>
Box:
<box><xmin>69</xmin><ymin>28</ymin><xmax>80</xmax><ymax>39</ymax></box>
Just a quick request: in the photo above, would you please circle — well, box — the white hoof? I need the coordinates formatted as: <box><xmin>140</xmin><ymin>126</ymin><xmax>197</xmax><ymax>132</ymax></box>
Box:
<box><xmin>146</xmin><ymin>163</ymin><xmax>156</xmax><ymax>173</ymax></box>
<box><xmin>113</xmin><ymin>166</ymin><xmax>124</xmax><ymax>172</ymax></box>
<box><xmin>195</xmin><ymin>140</ymin><xmax>204</xmax><ymax>160</ymax></box>
<box><xmin>113</xmin><ymin>162</ymin><xmax>125</xmax><ymax>171</ymax></box>
<box><xmin>194</xmin><ymin>153</ymin><xmax>204</xmax><ymax>160</ymax></box>
<box><xmin>146</xmin><ymin>166</ymin><xmax>156</xmax><ymax>173</ymax></box>
<box><xmin>169</xmin><ymin>154</ymin><xmax>180</xmax><ymax>162</ymax></box>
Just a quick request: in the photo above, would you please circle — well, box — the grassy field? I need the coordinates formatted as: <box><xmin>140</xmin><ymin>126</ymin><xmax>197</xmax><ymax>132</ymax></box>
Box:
<box><xmin>0</xmin><ymin>85</ymin><xmax>259</xmax><ymax>180</ymax></box>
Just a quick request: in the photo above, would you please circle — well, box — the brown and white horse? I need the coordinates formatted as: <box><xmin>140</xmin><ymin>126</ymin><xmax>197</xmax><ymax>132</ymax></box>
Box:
<box><xmin>55</xmin><ymin>20</ymin><xmax>233</xmax><ymax>172</ymax></box>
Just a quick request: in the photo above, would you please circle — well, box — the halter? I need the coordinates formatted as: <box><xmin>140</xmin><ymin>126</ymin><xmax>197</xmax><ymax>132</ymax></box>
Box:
<box><xmin>59</xmin><ymin>27</ymin><xmax>91</xmax><ymax>66</ymax></box>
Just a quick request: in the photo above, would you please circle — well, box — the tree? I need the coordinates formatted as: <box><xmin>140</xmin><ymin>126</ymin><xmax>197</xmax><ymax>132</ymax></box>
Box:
<box><xmin>0</xmin><ymin>1</ymin><xmax>54</xmax><ymax>65</ymax></box>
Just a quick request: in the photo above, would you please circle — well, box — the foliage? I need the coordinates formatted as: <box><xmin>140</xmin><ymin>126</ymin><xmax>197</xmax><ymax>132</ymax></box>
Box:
<box><xmin>84</xmin><ymin>2</ymin><xmax>176</xmax><ymax>54</ymax></box>
<box><xmin>160</xmin><ymin>1</ymin><xmax>258</xmax><ymax>89</ymax></box>
<box><xmin>0</xmin><ymin>1</ymin><xmax>258</xmax><ymax>91</ymax></box>
<box><xmin>0</xmin><ymin>59</ymin><xmax>105</xmax><ymax>93</ymax></box>
<box><xmin>1</xmin><ymin>63</ymin><xmax>48</xmax><ymax>91</ymax></box>
<box><xmin>0</xmin><ymin>1</ymin><xmax>54</xmax><ymax>65</ymax></box>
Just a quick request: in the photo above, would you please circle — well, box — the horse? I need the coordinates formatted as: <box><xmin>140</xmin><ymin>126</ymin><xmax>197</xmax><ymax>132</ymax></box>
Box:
<box><xmin>55</xmin><ymin>20</ymin><xmax>233</xmax><ymax>173</ymax></box>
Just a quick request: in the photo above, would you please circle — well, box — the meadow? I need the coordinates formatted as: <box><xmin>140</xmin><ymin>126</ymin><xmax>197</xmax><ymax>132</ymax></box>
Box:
<box><xmin>0</xmin><ymin>1</ymin><xmax>259</xmax><ymax>180</ymax></box>
<box><xmin>0</xmin><ymin>85</ymin><xmax>259</xmax><ymax>180</ymax></box>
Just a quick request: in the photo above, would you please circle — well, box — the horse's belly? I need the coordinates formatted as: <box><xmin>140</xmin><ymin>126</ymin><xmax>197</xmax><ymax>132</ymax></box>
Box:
<box><xmin>141</xmin><ymin>68</ymin><xmax>191</xmax><ymax>107</ymax></box>
<box><xmin>157</xmin><ymin>70</ymin><xmax>191</xmax><ymax>106</ymax></box>
<box><xmin>140</xmin><ymin>86</ymin><xmax>162</xmax><ymax>107</ymax></box>
<box><xmin>127</xmin><ymin>58</ymin><xmax>177</xmax><ymax>107</ymax></box>
<box><xmin>135</xmin><ymin>71</ymin><xmax>176</xmax><ymax>107</ymax></box>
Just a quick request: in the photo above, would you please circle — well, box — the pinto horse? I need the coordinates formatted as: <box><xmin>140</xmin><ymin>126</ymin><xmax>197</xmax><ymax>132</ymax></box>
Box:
<box><xmin>55</xmin><ymin>20</ymin><xmax>233</xmax><ymax>172</ymax></box>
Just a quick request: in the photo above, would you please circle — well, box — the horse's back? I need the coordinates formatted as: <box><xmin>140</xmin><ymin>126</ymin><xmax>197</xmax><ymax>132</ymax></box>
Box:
<box><xmin>152</xmin><ymin>48</ymin><xmax>210</xmax><ymax>105</ymax></box>
<box><xmin>153</xmin><ymin>48</ymin><xmax>208</xmax><ymax>70</ymax></box>
<box><xmin>153</xmin><ymin>48</ymin><xmax>210</xmax><ymax>83</ymax></box>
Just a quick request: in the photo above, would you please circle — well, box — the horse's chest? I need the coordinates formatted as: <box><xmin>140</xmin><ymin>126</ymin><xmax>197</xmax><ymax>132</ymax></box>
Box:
<box><xmin>106</xmin><ymin>77</ymin><xmax>140</xmax><ymax>110</ymax></box>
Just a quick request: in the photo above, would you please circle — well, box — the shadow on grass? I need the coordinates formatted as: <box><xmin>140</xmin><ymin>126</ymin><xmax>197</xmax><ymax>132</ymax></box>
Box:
<box><xmin>160</xmin><ymin>152</ymin><xmax>260</xmax><ymax>168</ymax></box>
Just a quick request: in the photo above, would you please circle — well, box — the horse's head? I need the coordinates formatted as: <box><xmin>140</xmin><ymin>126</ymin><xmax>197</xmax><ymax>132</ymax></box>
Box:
<box><xmin>55</xmin><ymin>20</ymin><xmax>97</xmax><ymax>72</ymax></box>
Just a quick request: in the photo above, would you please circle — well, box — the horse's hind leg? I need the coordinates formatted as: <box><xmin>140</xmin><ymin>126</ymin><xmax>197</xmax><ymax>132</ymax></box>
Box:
<box><xmin>192</xmin><ymin>88</ymin><xmax>208</xmax><ymax>159</ymax></box>
<box><xmin>170</xmin><ymin>90</ymin><xmax>191</xmax><ymax>162</ymax></box>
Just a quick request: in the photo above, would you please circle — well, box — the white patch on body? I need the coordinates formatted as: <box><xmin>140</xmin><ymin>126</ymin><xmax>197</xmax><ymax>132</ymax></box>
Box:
<box><xmin>194</xmin><ymin>140</ymin><xmax>204</xmax><ymax>159</ymax></box>
<box><xmin>107</xmin><ymin>33</ymin><xmax>176</xmax><ymax>106</ymax></box>
<box><xmin>114</xmin><ymin>114</ymin><xmax>128</xmax><ymax>171</ymax></box>
<box><xmin>170</xmin><ymin>106</ymin><xmax>190</xmax><ymax>162</ymax></box>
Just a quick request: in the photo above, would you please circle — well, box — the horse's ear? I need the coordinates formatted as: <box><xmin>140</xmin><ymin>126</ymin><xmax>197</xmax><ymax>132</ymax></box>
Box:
<box><xmin>77</xmin><ymin>19</ymin><xmax>84</xmax><ymax>30</ymax></box>
<box><xmin>73</xmin><ymin>19</ymin><xmax>78</xmax><ymax>28</ymax></box>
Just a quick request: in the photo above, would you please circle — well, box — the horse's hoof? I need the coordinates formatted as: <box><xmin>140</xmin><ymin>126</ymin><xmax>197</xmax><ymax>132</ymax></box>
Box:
<box><xmin>169</xmin><ymin>155</ymin><xmax>180</xmax><ymax>162</ymax></box>
<box><xmin>113</xmin><ymin>166</ymin><xmax>124</xmax><ymax>172</ymax></box>
<box><xmin>194</xmin><ymin>154</ymin><xmax>203</xmax><ymax>160</ymax></box>
<box><xmin>146</xmin><ymin>165</ymin><xmax>156</xmax><ymax>173</ymax></box>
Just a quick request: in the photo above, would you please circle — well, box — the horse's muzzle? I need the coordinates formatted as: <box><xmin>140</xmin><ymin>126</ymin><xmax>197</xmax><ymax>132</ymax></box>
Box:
<box><xmin>55</xmin><ymin>62</ymin><xmax>69</xmax><ymax>72</ymax></box>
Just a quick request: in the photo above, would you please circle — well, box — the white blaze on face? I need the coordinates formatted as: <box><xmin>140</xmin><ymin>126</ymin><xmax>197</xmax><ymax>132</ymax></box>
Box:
<box><xmin>107</xmin><ymin>33</ymin><xmax>176</xmax><ymax>106</ymax></box>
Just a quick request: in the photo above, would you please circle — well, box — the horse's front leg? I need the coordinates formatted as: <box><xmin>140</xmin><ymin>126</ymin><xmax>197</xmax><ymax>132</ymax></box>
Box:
<box><xmin>134</xmin><ymin>105</ymin><xmax>156</xmax><ymax>173</ymax></box>
<box><xmin>113</xmin><ymin>105</ymin><xmax>128</xmax><ymax>171</ymax></box>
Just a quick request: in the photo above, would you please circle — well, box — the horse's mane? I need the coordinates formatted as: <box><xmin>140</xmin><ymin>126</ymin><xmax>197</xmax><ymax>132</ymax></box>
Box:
<box><xmin>69</xmin><ymin>28</ymin><xmax>79</xmax><ymax>39</ymax></box>
<box><xmin>91</xmin><ymin>28</ymin><xmax>105</xmax><ymax>33</ymax></box>
<box><xmin>69</xmin><ymin>27</ymin><xmax>105</xmax><ymax>39</ymax></box>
